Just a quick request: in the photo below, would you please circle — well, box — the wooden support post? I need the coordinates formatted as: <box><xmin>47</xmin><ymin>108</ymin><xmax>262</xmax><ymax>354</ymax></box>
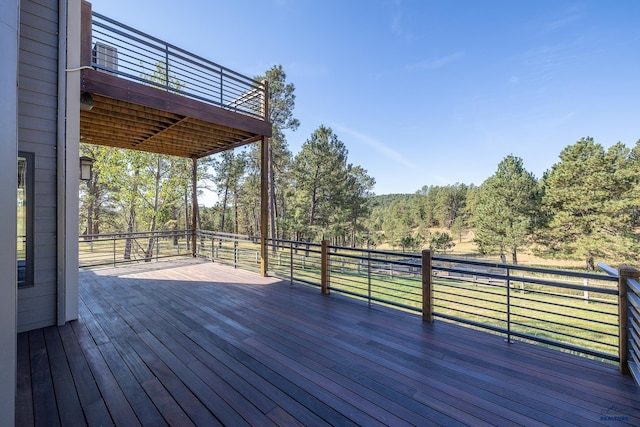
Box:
<box><xmin>321</xmin><ymin>240</ymin><xmax>330</xmax><ymax>295</ymax></box>
<box><xmin>260</xmin><ymin>135</ymin><xmax>269</xmax><ymax>277</ymax></box>
<box><xmin>619</xmin><ymin>266</ymin><xmax>640</xmax><ymax>375</ymax></box>
<box><xmin>191</xmin><ymin>156</ymin><xmax>198</xmax><ymax>258</ymax></box>
<box><xmin>422</xmin><ymin>249</ymin><xmax>433</xmax><ymax>322</ymax></box>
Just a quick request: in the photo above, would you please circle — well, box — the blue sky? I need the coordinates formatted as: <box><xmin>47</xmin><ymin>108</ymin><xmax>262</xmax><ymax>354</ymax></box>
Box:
<box><xmin>90</xmin><ymin>0</ymin><xmax>640</xmax><ymax>200</ymax></box>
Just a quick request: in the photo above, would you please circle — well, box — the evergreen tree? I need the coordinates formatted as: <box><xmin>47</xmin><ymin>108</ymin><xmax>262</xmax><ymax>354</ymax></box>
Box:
<box><xmin>474</xmin><ymin>155</ymin><xmax>538</xmax><ymax>264</ymax></box>
<box><xmin>254</xmin><ymin>66</ymin><xmax>299</xmax><ymax>241</ymax></box>
<box><xmin>290</xmin><ymin>125</ymin><xmax>357</xmax><ymax>242</ymax></box>
<box><xmin>536</xmin><ymin>137</ymin><xmax>639</xmax><ymax>269</ymax></box>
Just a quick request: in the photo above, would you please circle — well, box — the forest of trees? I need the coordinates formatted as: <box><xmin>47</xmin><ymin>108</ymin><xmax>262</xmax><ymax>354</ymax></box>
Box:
<box><xmin>79</xmin><ymin>65</ymin><xmax>640</xmax><ymax>270</ymax></box>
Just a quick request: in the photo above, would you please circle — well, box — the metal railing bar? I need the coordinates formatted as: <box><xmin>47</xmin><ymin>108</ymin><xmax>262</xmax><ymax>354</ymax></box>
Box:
<box><xmin>508</xmin><ymin>319</ymin><xmax>618</xmax><ymax>349</ymax></box>
<box><xmin>512</xmin><ymin>288</ymin><xmax>618</xmax><ymax>304</ymax></box>
<box><xmin>436</xmin><ymin>256</ymin><xmax>619</xmax><ymax>282</ymax></box>
<box><xmin>511</xmin><ymin>293</ymin><xmax>618</xmax><ymax>314</ymax></box>
<box><xmin>94</xmin><ymin>13</ymin><xmax>261</xmax><ymax>86</ymax></box>
<box><xmin>438</xmin><ymin>285</ymin><xmax>505</xmax><ymax>304</ymax></box>
<box><xmin>509</xmin><ymin>311</ymin><xmax>618</xmax><ymax>337</ymax></box>
<box><xmin>330</xmin><ymin>287</ymin><xmax>421</xmax><ymax>312</ymax></box>
<box><xmin>434</xmin><ymin>312</ymin><xmax>507</xmax><ymax>334</ymax></box>
<box><xmin>434</xmin><ymin>265</ymin><xmax>617</xmax><ymax>293</ymax></box>
<box><xmin>598</xmin><ymin>262</ymin><xmax>619</xmax><ymax>277</ymax></box>
<box><xmin>435</xmin><ymin>311</ymin><xmax>618</xmax><ymax>361</ymax></box>
<box><xmin>433</xmin><ymin>300</ymin><xmax>507</xmax><ymax>320</ymax></box>
<box><xmin>507</xmin><ymin>329</ymin><xmax>618</xmax><ymax>361</ymax></box>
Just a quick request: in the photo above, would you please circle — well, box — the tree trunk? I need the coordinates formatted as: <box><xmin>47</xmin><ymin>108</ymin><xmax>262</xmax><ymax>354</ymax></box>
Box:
<box><xmin>172</xmin><ymin>205</ymin><xmax>179</xmax><ymax>245</ymax></box>
<box><xmin>586</xmin><ymin>256</ymin><xmax>595</xmax><ymax>271</ymax></box>
<box><xmin>268</xmin><ymin>143</ymin><xmax>278</xmax><ymax>253</ymax></box>
<box><xmin>511</xmin><ymin>249</ymin><xmax>518</xmax><ymax>265</ymax></box>
<box><xmin>86</xmin><ymin>190</ymin><xmax>93</xmax><ymax>238</ymax></box>
<box><xmin>124</xmin><ymin>168</ymin><xmax>139</xmax><ymax>260</ymax></box>
<box><xmin>184</xmin><ymin>186</ymin><xmax>190</xmax><ymax>250</ymax></box>
<box><xmin>233</xmin><ymin>189</ymin><xmax>239</xmax><ymax>234</ymax></box>
<box><xmin>145</xmin><ymin>156</ymin><xmax>161</xmax><ymax>262</ymax></box>
<box><xmin>220</xmin><ymin>186</ymin><xmax>229</xmax><ymax>233</ymax></box>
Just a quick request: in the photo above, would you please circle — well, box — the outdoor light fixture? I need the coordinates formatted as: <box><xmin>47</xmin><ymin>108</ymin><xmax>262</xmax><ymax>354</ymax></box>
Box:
<box><xmin>79</xmin><ymin>156</ymin><xmax>95</xmax><ymax>181</ymax></box>
<box><xmin>80</xmin><ymin>92</ymin><xmax>94</xmax><ymax>111</ymax></box>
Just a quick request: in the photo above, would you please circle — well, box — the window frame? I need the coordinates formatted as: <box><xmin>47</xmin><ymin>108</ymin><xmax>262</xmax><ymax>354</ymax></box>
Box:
<box><xmin>18</xmin><ymin>151</ymin><xmax>34</xmax><ymax>288</ymax></box>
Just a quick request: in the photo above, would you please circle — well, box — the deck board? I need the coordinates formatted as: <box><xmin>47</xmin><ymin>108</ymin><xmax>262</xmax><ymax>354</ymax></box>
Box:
<box><xmin>16</xmin><ymin>259</ymin><xmax>640</xmax><ymax>426</ymax></box>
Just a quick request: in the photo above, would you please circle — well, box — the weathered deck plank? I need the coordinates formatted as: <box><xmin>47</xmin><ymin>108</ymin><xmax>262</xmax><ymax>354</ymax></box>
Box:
<box><xmin>16</xmin><ymin>259</ymin><xmax>640</xmax><ymax>426</ymax></box>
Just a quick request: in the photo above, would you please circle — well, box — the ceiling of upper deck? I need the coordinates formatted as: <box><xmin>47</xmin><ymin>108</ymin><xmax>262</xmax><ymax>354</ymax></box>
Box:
<box><xmin>79</xmin><ymin>69</ymin><xmax>272</xmax><ymax>159</ymax></box>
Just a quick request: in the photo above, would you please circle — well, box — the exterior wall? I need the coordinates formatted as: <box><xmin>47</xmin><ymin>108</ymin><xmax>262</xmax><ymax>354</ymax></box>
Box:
<box><xmin>0</xmin><ymin>0</ymin><xmax>20</xmax><ymax>424</ymax></box>
<box><xmin>17</xmin><ymin>0</ymin><xmax>59</xmax><ymax>332</ymax></box>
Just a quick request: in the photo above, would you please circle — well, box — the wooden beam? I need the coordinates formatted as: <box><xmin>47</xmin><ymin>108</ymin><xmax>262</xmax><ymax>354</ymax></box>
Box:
<box><xmin>81</xmin><ymin>69</ymin><xmax>272</xmax><ymax>137</ymax></box>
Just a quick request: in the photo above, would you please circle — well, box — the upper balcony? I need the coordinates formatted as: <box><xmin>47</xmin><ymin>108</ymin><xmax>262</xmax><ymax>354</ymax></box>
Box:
<box><xmin>79</xmin><ymin>1</ymin><xmax>271</xmax><ymax>159</ymax></box>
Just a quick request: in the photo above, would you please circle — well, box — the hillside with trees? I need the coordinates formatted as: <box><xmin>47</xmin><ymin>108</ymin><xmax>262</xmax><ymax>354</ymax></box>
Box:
<box><xmin>79</xmin><ymin>64</ymin><xmax>640</xmax><ymax>270</ymax></box>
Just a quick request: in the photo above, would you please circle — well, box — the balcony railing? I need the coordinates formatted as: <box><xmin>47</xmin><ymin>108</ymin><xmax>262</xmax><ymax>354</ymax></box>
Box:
<box><xmin>78</xmin><ymin>230</ymin><xmax>640</xmax><ymax>381</ymax></box>
<box><xmin>89</xmin><ymin>11</ymin><xmax>267</xmax><ymax>120</ymax></box>
<box><xmin>600</xmin><ymin>263</ymin><xmax>640</xmax><ymax>384</ymax></box>
<box><xmin>79</xmin><ymin>230</ymin><xmax>193</xmax><ymax>268</ymax></box>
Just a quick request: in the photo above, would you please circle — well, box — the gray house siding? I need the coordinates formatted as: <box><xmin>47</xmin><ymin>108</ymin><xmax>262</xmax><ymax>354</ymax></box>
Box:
<box><xmin>17</xmin><ymin>0</ymin><xmax>60</xmax><ymax>332</ymax></box>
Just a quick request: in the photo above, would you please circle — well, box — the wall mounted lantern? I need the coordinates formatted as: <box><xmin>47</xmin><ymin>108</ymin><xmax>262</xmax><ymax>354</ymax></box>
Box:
<box><xmin>80</xmin><ymin>92</ymin><xmax>94</xmax><ymax>111</ymax></box>
<box><xmin>79</xmin><ymin>156</ymin><xmax>95</xmax><ymax>181</ymax></box>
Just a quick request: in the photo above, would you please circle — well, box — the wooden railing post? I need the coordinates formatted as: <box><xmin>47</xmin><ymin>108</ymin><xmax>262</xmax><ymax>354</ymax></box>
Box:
<box><xmin>619</xmin><ymin>266</ymin><xmax>640</xmax><ymax>374</ymax></box>
<box><xmin>321</xmin><ymin>240</ymin><xmax>330</xmax><ymax>295</ymax></box>
<box><xmin>422</xmin><ymin>249</ymin><xmax>433</xmax><ymax>322</ymax></box>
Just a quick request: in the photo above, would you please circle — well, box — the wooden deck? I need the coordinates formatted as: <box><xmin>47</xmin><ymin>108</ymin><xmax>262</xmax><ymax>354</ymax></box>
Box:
<box><xmin>17</xmin><ymin>259</ymin><xmax>640</xmax><ymax>426</ymax></box>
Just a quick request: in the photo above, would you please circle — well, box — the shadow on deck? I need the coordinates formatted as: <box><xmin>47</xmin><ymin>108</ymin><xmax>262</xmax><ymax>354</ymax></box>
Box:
<box><xmin>16</xmin><ymin>259</ymin><xmax>640</xmax><ymax>426</ymax></box>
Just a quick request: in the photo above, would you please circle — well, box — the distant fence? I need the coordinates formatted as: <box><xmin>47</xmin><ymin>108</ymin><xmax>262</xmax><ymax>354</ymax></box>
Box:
<box><xmin>80</xmin><ymin>230</ymin><xmax>639</xmax><ymax>379</ymax></box>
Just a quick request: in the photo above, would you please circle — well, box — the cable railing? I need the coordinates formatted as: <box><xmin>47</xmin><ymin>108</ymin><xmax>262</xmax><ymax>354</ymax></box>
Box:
<box><xmin>79</xmin><ymin>230</ymin><xmax>193</xmax><ymax>268</ymax></box>
<box><xmin>78</xmin><ymin>230</ymin><xmax>639</xmax><ymax>375</ymax></box>
<box><xmin>320</xmin><ymin>246</ymin><xmax>423</xmax><ymax>311</ymax></box>
<box><xmin>196</xmin><ymin>230</ymin><xmax>263</xmax><ymax>274</ymax></box>
<box><xmin>89</xmin><ymin>11</ymin><xmax>267</xmax><ymax>120</ymax></box>
<box><xmin>431</xmin><ymin>256</ymin><xmax>619</xmax><ymax>361</ymax></box>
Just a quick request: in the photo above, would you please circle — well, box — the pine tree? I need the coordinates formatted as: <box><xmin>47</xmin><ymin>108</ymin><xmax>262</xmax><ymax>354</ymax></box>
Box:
<box><xmin>474</xmin><ymin>155</ymin><xmax>538</xmax><ymax>264</ymax></box>
<box><xmin>536</xmin><ymin>137</ymin><xmax>638</xmax><ymax>269</ymax></box>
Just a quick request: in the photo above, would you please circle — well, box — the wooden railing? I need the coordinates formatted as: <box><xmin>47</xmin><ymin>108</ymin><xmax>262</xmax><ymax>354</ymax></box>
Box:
<box><xmin>79</xmin><ymin>230</ymin><xmax>639</xmax><ymax>379</ymax></box>
<box><xmin>81</xmin><ymin>3</ymin><xmax>267</xmax><ymax>120</ymax></box>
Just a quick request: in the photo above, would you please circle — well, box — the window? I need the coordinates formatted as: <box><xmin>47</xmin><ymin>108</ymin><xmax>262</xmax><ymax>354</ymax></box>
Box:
<box><xmin>18</xmin><ymin>153</ymin><xmax>34</xmax><ymax>287</ymax></box>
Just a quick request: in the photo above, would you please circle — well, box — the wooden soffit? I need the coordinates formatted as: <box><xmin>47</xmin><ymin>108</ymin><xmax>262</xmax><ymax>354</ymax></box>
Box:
<box><xmin>79</xmin><ymin>69</ymin><xmax>271</xmax><ymax>158</ymax></box>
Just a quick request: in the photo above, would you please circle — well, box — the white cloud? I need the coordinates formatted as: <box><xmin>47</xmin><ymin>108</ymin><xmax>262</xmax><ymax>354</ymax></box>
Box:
<box><xmin>545</xmin><ymin>13</ymin><xmax>581</xmax><ymax>32</ymax></box>
<box><xmin>407</xmin><ymin>52</ymin><xmax>464</xmax><ymax>70</ymax></box>
<box><xmin>335</xmin><ymin>125</ymin><xmax>416</xmax><ymax>169</ymax></box>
